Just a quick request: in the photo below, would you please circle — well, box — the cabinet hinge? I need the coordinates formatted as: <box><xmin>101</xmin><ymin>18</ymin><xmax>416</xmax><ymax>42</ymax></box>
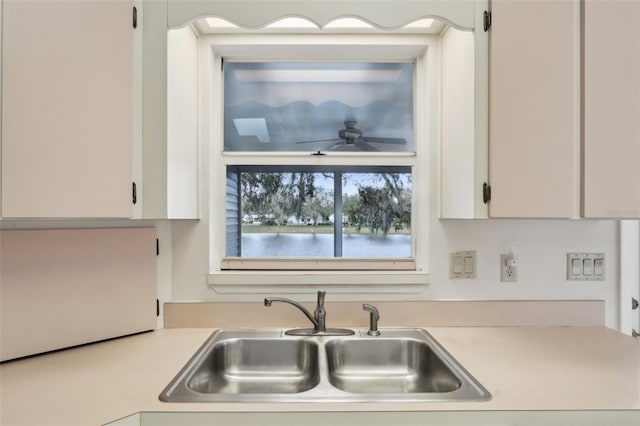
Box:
<box><xmin>133</xmin><ymin>6</ymin><xmax>138</xmax><ymax>29</ymax></box>
<box><xmin>156</xmin><ymin>238</ymin><xmax>160</xmax><ymax>256</ymax></box>
<box><xmin>483</xmin><ymin>182</ymin><xmax>492</xmax><ymax>204</ymax></box>
<box><xmin>483</xmin><ymin>10</ymin><xmax>492</xmax><ymax>32</ymax></box>
<box><xmin>132</xmin><ymin>182</ymin><xmax>137</xmax><ymax>205</ymax></box>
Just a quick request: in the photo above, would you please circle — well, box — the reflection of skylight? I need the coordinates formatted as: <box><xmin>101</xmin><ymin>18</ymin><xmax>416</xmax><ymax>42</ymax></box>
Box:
<box><xmin>233</xmin><ymin>118</ymin><xmax>270</xmax><ymax>143</ymax></box>
<box><xmin>233</xmin><ymin>69</ymin><xmax>403</xmax><ymax>83</ymax></box>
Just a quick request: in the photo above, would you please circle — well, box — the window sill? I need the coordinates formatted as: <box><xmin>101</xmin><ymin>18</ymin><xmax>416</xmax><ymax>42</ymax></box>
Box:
<box><xmin>207</xmin><ymin>270</ymin><xmax>429</xmax><ymax>294</ymax></box>
<box><xmin>220</xmin><ymin>258</ymin><xmax>416</xmax><ymax>270</ymax></box>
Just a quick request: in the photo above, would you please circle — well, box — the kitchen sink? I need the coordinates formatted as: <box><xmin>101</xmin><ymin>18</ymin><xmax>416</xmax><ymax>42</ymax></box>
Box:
<box><xmin>187</xmin><ymin>338</ymin><xmax>320</xmax><ymax>394</ymax></box>
<box><xmin>325</xmin><ymin>338</ymin><xmax>461</xmax><ymax>394</ymax></box>
<box><xmin>159</xmin><ymin>328</ymin><xmax>490</xmax><ymax>403</ymax></box>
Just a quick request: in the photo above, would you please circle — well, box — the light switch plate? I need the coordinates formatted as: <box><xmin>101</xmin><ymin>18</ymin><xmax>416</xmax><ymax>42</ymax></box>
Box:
<box><xmin>567</xmin><ymin>253</ymin><xmax>605</xmax><ymax>281</ymax></box>
<box><xmin>450</xmin><ymin>251</ymin><xmax>476</xmax><ymax>279</ymax></box>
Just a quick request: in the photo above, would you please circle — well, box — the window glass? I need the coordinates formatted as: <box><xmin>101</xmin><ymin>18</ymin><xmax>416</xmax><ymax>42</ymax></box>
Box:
<box><xmin>226</xmin><ymin>166</ymin><xmax>412</xmax><ymax>259</ymax></box>
<box><xmin>341</xmin><ymin>172</ymin><xmax>411</xmax><ymax>258</ymax></box>
<box><xmin>223</xmin><ymin>62</ymin><xmax>414</xmax><ymax>152</ymax></box>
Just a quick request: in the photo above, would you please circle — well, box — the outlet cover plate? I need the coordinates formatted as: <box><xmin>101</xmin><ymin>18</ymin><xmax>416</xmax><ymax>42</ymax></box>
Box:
<box><xmin>500</xmin><ymin>254</ymin><xmax>518</xmax><ymax>282</ymax></box>
<box><xmin>449</xmin><ymin>251</ymin><xmax>476</xmax><ymax>279</ymax></box>
<box><xmin>567</xmin><ymin>253</ymin><xmax>605</xmax><ymax>281</ymax></box>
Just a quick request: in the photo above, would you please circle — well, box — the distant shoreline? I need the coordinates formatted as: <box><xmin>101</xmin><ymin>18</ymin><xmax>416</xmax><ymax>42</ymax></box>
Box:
<box><xmin>241</xmin><ymin>224</ymin><xmax>410</xmax><ymax>235</ymax></box>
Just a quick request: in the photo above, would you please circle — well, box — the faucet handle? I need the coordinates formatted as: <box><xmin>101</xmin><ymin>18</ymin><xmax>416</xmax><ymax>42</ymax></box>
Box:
<box><xmin>362</xmin><ymin>304</ymin><xmax>381</xmax><ymax>336</ymax></box>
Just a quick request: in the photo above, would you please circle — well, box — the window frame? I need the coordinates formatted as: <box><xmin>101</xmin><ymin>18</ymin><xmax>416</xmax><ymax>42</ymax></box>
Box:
<box><xmin>205</xmin><ymin>33</ymin><xmax>437</xmax><ymax>288</ymax></box>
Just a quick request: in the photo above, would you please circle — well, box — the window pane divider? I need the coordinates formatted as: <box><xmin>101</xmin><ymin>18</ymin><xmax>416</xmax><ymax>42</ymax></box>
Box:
<box><xmin>222</xmin><ymin>152</ymin><xmax>416</xmax><ymax>167</ymax></box>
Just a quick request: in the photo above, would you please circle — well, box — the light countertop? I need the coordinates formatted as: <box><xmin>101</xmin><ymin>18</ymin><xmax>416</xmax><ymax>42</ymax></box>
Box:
<box><xmin>1</xmin><ymin>327</ymin><xmax>639</xmax><ymax>425</ymax></box>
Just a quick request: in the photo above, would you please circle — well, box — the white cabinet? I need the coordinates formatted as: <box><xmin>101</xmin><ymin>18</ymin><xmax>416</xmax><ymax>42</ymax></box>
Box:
<box><xmin>0</xmin><ymin>228</ymin><xmax>157</xmax><ymax>361</ymax></box>
<box><xmin>488</xmin><ymin>0</ymin><xmax>578</xmax><ymax>218</ymax></box>
<box><xmin>142</xmin><ymin>0</ymin><xmax>199</xmax><ymax>219</ymax></box>
<box><xmin>583</xmin><ymin>0</ymin><xmax>640</xmax><ymax>219</ymax></box>
<box><xmin>1</xmin><ymin>0</ymin><xmax>134</xmax><ymax>218</ymax></box>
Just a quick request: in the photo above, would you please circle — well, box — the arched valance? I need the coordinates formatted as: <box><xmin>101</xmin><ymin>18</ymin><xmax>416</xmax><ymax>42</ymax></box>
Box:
<box><xmin>168</xmin><ymin>0</ymin><xmax>477</xmax><ymax>30</ymax></box>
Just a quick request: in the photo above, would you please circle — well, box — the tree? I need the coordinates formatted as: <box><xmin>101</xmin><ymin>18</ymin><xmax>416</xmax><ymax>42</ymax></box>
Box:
<box><xmin>344</xmin><ymin>173</ymin><xmax>411</xmax><ymax>234</ymax></box>
<box><xmin>240</xmin><ymin>171</ymin><xmax>410</xmax><ymax>233</ymax></box>
<box><xmin>241</xmin><ymin>172</ymin><xmax>283</xmax><ymax>215</ymax></box>
<box><xmin>241</xmin><ymin>172</ymin><xmax>326</xmax><ymax>226</ymax></box>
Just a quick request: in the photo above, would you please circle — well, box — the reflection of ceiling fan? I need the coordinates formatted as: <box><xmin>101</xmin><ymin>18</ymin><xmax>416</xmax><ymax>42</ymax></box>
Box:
<box><xmin>296</xmin><ymin>121</ymin><xmax>406</xmax><ymax>152</ymax></box>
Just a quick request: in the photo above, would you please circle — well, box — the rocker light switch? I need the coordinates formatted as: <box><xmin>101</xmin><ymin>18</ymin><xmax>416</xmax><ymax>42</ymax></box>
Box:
<box><xmin>571</xmin><ymin>259</ymin><xmax>582</xmax><ymax>276</ymax></box>
<box><xmin>452</xmin><ymin>256</ymin><xmax>463</xmax><ymax>274</ymax></box>
<box><xmin>593</xmin><ymin>258</ymin><xmax>604</xmax><ymax>276</ymax></box>
<box><xmin>464</xmin><ymin>257</ymin><xmax>474</xmax><ymax>274</ymax></box>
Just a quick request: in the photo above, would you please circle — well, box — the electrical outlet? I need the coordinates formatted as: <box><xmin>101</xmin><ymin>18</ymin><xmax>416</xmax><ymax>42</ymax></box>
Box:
<box><xmin>500</xmin><ymin>254</ymin><xmax>518</xmax><ymax>282</ymax></box>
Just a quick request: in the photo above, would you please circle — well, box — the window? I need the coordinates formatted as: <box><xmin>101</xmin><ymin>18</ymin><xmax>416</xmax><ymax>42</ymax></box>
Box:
<box><xmin>202</xmin><ymin>32</ymin><xmax>436</xmax><ymax>284</ymax></box>
<box><xmin>220</xmin><ymin>61</ymin><xmax>418</xmax><ymax>270</ymax></box>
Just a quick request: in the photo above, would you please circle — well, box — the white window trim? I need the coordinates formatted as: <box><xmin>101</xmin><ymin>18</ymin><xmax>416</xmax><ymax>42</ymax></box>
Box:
<box><xmin>205</xmin><ymin>33</ymin><xmax>438</xmax><ymax>289</ymax></box>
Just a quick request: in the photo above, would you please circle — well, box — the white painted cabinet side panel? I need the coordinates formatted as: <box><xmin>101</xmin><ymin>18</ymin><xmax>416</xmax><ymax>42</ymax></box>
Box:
<box><xmin>489</xmin><ymin>0</ymin><xmax>576</xmax><ymax>218</ymax></box>
<box><xmin>583</xmin><ymin>0</ymin><xmax>640</xmax><ymax>218</ymax></box>
<box><xmin>167</xmin><ymin>27</ymin><xmax>199</xmax><ymax>219</ymax></box>
<box><xmin>1</xmin><ymin>0</ymin><xmax>132</xmax><ymax>218</ymax></box>
<box><xmin>142</xmin><ymin>0</ymin><xmax>169</xmax><ymax>219</ymax></box>
<box><xmin>441</xmin><ymin>28</ymin><xmax>475</xmax><ymax>218</ymax></box>
<box><xmin>0</xmin><ymin>228</ymin><xmax>157</xmax><ymax>361</ymax></box>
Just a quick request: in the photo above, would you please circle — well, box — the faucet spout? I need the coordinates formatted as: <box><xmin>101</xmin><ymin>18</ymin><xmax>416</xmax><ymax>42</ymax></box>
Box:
<box><xmin>363</xmin><ymin>303</ymin><xmax>381</xmax><ymax>336</ymax></box>
<box><xmin>263</xmin><ymin>296</ymin><xmax>319</xmax><ymax>329</ymax></box>
<box><xmin>263</xmin><ymin>290</ymin><xmax>353</xmax><ymax>336</ymax></box>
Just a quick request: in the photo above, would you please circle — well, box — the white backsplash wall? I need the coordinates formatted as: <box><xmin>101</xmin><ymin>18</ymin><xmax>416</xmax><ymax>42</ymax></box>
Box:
<box><xmin>167</xmin><ymin>217</ymin><xmax>619</xmax><ymax>329</ymax></box>
<box><xmin>431</xmin><ymin>219</ymin><xmax>618</xmax><ymax>328</ymax></box>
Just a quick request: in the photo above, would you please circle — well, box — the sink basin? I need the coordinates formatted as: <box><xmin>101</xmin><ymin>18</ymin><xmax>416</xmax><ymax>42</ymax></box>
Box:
<box><xmin>188</xmin><ymin>338</ymin><xmax>319</xmax><ymax>394</ymax></box>
<box><xmin>325</xmin><ymin>338</ymin><xmax>461</xmax><ymax>393</ymax></box>
<box><xmin>159</xmin><ymin>328</ymin><xmax>490</xmax><ymax>403</ymax></box>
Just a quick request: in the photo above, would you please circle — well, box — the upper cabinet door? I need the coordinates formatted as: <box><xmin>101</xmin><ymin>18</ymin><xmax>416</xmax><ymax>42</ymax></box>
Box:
<box><xmin>488</xmin><ymin>0</ymin><xmax>578</xmax><ymax>218</ymax></box>
<box><xmin>583</xmin><ymin>0</ymin><xmax>640</xmax><ymax>219</ymax></box>
<box><xmin>1</xmin><ymin>0</ymin><xmax>133</xmax><ymax>218</ymax></box>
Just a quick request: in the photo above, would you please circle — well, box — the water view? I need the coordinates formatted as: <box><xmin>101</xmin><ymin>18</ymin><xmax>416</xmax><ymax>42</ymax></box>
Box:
<box><xmin>241</xmin><ymin>232</ymin><xmax>411</xmax><ymax>258</ymax></box>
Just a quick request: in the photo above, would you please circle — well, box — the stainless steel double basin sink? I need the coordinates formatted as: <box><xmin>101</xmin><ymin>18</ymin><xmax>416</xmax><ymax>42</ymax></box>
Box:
<box><xmin>159</xmin><ymin>328</ymin><xmax>490</xmax><ymax>403</ymax></box>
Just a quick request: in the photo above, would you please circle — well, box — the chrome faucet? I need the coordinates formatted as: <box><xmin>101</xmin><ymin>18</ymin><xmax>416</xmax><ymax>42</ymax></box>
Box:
<box><xmin>264</xmin><ymin>290</ymin><xmax>353</xmax><ymax>336</ymax></box>
<box><xmin>362</xmin><ymin>303</ymin><xmax>381</xmax><ymax>336</ymax></box>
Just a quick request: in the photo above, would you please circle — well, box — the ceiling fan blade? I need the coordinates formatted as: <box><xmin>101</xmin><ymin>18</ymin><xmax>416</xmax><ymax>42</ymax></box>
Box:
<box><xmin>356</xmin><ymin>142</ymin><xmax>379</xmax><ymax>152</ymax></box>
<box><xmin>295</xmin><ymin>138</ymin><xmax>342</xmax><ymax>144</ymax></box>
<box><xmin>361</xmin><ymin>136</ymin><xmax>407</xmax><ymax>145</ymax></box>
<box><xmin>327</xmin><ymin>141</ymin><xmax>349</xmax><ymax>151</ymax></box>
